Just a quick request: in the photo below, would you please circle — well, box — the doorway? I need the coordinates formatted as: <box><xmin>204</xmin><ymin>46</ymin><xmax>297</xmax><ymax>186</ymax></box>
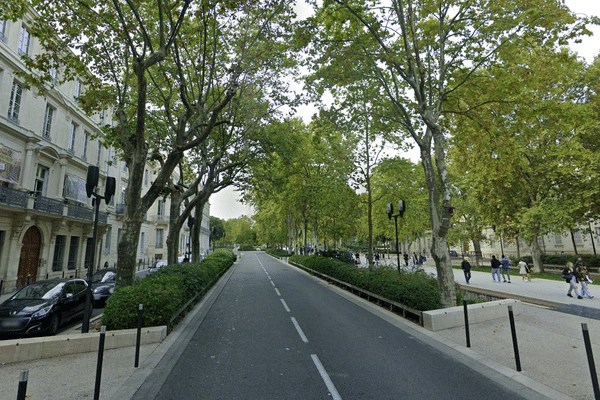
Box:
<box><xmin>17</xmin><ymin>226</ymin><xmax>42</xmax><ymax>287</ymax></box>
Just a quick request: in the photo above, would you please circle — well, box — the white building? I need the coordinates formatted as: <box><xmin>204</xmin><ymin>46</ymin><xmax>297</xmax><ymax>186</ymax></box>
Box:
<box><xmin>0</xmin><ymin>13</ymin><xmax>209</xmax><ymax>294</ymax></box>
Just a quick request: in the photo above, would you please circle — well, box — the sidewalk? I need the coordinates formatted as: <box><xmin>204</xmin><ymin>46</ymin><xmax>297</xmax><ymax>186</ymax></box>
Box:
<box><xmin>2</xmin><ymin>257</ymin><xmax>600</xmax><ymax>399</ymax></box>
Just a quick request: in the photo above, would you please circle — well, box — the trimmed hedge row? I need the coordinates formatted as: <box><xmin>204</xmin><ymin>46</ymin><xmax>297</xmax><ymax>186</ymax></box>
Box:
<box><xmin>102</xmin><ymin>249</ymin><xmax>236</xmax><ymax>330</ymax></box>
<box><xmin>265</xmin><ymin>248</ymin><xmax>293</xmax><ymax>258</ymax></box>
<box><xmin>289</xmin><ymin>255</ymin><xmax>442</xmax><ymax>311</ymax></box>
<box><xmin>516</xmin><ymin>254</ymin><xmax>600</xmax><ymax>269</ymax></box>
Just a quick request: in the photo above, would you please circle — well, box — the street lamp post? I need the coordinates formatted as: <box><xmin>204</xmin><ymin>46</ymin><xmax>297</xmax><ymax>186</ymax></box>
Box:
<box><xmin>387</xmin><ymin>200</ymin><xmax>406</xmax><ymax>273</ymax></box>
<box><xmin>82</xmin><ymin>166</ymin><xmax>115</xmax><ymax>333</ymax></box>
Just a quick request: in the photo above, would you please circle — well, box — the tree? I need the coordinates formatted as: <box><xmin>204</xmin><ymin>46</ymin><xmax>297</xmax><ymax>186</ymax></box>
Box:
<box><xmin>298</xmin><ymin>0</ymin><xmax>589</xmax><ymax>307</ymax></box>
<box><xmin>450</xmin><ymin>47</ymin><xmax>599</xmax><ymax>272</ymax></box>
<box><xmin>9</xmin><ymin>0</ymin><xmax>296</xmax><ymax>286</ymax></box>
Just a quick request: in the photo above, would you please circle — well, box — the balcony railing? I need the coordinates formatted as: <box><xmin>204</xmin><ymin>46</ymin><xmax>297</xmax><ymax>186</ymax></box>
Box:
<box><xmin>0</xmin><ymin>186</ymin><xmax>28</xmax><ymax>209</ymax></box>
<box><xmin>34</xmin><ymin>196</ymin><xmax>63</xmax><ymax>216</ymax></box>
<box><xmin>116</xmin><ymin>203</ymin><xmax>125</xmax><ymax>215</ymax></box>
<box><xmin>67</xmin><ymin>203</ymin><xmax>93</xmax><ymax>221</ymax></box>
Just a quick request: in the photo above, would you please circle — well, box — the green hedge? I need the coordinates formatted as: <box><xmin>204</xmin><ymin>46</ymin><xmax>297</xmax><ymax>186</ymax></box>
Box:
<box><xmin>238</xmin><ymin>245</ymin><xmax>256</xmax><ymax>251</ymax></box>
<box><xmin>265</xmin><ymin>248</ymin><xmax>293</xmax><ymax>258</ymax></box>
<box><xmin>102</xmin><ymin>249</ymin><xmax>236</xmax><ymax>330</ymax></box>
<box><xmin>289</xmin><ymin>255</ymin><xmax>442</xmax><ymax>311</ymax></box>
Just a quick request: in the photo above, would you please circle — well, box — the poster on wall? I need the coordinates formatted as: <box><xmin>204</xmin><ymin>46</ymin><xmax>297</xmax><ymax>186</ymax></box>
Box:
<box><xmin>0</xmin><ymin>146</ymin><xmax>22</xmax><ymax>184</ymax></box>
<box><xmin>63</xmin><ymin>175</ymin><xmax>88</xmax><ymax>203</ymax></box>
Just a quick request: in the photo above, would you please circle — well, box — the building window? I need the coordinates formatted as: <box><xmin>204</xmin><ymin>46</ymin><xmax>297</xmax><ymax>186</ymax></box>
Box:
<box><xmin>84</xmin><ymin>238</ymin><xmax>93</xmax><ymax>270</ymax></box>
<box><xmin>156</xmin><ymin>229</ymin><xmax>164</xmax><ymax>249</ymax></box>
<box><xmin>68</xmin><ymin>122</ymin><xmax>77</xmax><ymax>152</ymax></box>
<box><xmin>42</xmin><ymin>105</ymin><xmax>54</xmax><ymax>140</ymax></box>
<box><xmin>96</xmin><ymin>143</ymin><xmax>102</xmax><ymax>167</ymax></box>
<box><xmin>575</xmin><ymin>232</ymin><xmax>583</xmax><ymax>244</ymax></box>
<box><xmin>100</xmin><ymin>110</ymin><xmax>105</xmax><ymax>125</ymax></box>
<box><xmin>157</xmin><ymin>199</ymin><xmax>165</xmax><ymax>216</ymax></box>
<box><xmin>52</xmin><ymin>235</ymin><xmax>66</xmax><ymax>271</ymax></box>
<box><xmin>17</xmin><ymin>26</ymin><xmax>31</xmax><ymax>56</ymax></box>
<box><xmin>67</xmin><ymin>236</ymin><xmax>79</xmax><ymax>270</ymax></box>
<box><xmin>74</xmin><ymin>80</ymin><xmax>82</xmax><ymax>104</ymax></box>
<box><xmin>144</xmin><ymin>169</ymin><xmax>148</xmax><ymax>185</ymax></box>
<box><xmin>555</xmin><ymin>234</ymin><xmax>563</xmax><ymax>245</ymax></box>
<box><xmin>105</xmin><ymin>227</ymin><xmax>112</xmax><ymax>254</ymax></box>
<box><xmin>117</xmin><ymin>228</ymin><xmax>122</xmax><ymax>247</ymax></box>
<box><xmin>82</xmin><ymin>132</ymin><xmax>89</xmax><ymax>160</ymax></box>
<box><xmin>140</xmin><ymin>232</ymin><xmax>145</xmax><ymax>254</ymax></box>
<box><xmin>0</xmin><ymin>20</ymin><xmax>6</xmax><ymax>42</ymax></box>
<box><xmin>8</xmin><ymin>81</ymin><xmax>23</xmax><ymax>124</ymax></box>
<box><xmin>0</xmin><ymin>231</ymin><xmax>5</xmax><ymax>264</ymax></box>
<box><xmin>34</xmin><ymin>165</ymin><xmax>49</xmax><ymax>196</ymax></box>
<box><xmin>49</xmin><ymin>63</ymin><xmax>58</xmax><ymax>84</ymax></box>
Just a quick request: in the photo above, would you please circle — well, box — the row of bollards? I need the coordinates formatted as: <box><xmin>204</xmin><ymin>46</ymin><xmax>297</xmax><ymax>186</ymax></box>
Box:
<box><xmin>15</xmin><ymin>304</ymin><xmax>145</xmax><ymax>400</ymax></box>
<box><xmin>463</xmin><ymin>300</ymin><xmax>600</xmax><ymax>399</ymax></box>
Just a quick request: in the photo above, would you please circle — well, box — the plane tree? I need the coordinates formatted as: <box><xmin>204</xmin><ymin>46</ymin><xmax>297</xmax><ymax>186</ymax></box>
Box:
<box><xmin>297</xmin><ymin>0</ymin><xmax>589</xmax><ymax>306</ymax></box>
<box><xmin>7</xmin><ymin>0</ymin><xmax>297</xmax><ymax>286</ymax></box>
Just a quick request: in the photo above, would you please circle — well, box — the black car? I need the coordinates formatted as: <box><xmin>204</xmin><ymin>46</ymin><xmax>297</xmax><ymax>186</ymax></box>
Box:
<box><xmin>0</xmin><ymin>278</ymin><xmax>88</xmax><ymax>336</ymax></box>
<box><xmin>91</xmin><ymin>268</ymin><xmax>117</xmax><ymax>306</ymax></box>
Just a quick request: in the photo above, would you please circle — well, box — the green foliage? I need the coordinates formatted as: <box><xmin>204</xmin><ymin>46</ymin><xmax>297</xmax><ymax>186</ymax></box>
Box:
<box><xmin>290</xmin><ymin>255</ymin><xmax>442</xmax><ymax>311</ymax></box>
<box><xmin>102</xmin><ymin>249</ymin><xmax>236</xmax><ymax>330</ymax></box>
<box><xmin>265</xmin><ymin>248</ymin><xmax>293</xmax><ymax>257</ymax></box>
<box><xmin>238</xmin><ymin>245</ymin><xmax>257</xmax><ymax>251</ymax></box>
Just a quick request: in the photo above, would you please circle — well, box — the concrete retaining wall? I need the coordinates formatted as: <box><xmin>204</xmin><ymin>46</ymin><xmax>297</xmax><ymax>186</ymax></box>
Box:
<box><xmin>423</xmin><ymin>299</ymin><xmax>521</xmax><ymax>331</ymax></box>
<box><xmin>0</xmin><ymin>326</ymin><xmax>167</xmax><ymax>364</ymax></box>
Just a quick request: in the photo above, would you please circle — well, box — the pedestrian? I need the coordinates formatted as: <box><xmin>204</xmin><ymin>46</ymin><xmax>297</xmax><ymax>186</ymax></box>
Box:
<box><xmin>491</xmin><ymin>255</ymin><xmax>501</xmax><ymax>282</ymax></box>
<box><xmin>562</xmin><ymin>262</ymin><xmax>583</xmax><ymax>299</ymax></box>
<box><xmin>577</xmin><ymin>261</ymin><xmax>594</xmax><ymax>299</ymax></box>
<box><xmin>519</xmin><ymin>259</ymin><xmax>531</xmax><ymax>282</ymax></box>
<box><xmin>355</xmin><ymin>252</ymin><xmax>361</xmax><ymax>266</ymax></box>
<box><xmin>403</xmin><ymin>252</ymin><xmax>409</xmax><ymax>267</ymax></box>
<box><xmin>411</xmin><ymin>252</ymin><xmax>418</xmax><ymax>271</ymax></box>
<box><xmin>418</xmin><ymin>253</ymin><xmax>425</xmax><ymax>270</ymax></box>
<box><xmin>500</xmin><ymin>254</ymin><xmax>511</xmax><ymax>283</ymax></box>
<box><xmin>374</xmin><ymin>253</ymin><xmax>380</xmax><ymax>267</ymax></box>
<box><xmin>461</xmin><ymin>257</ymin><xmax>472</xmax><ymax>284</ymax></box>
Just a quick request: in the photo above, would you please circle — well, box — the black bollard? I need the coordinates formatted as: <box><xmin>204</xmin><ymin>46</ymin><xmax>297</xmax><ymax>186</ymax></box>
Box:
<box><xmin>16</xmin><ymin>370</ymin><xmax>28</xmax><ymax>400</ymax></box>
<box><xmin>135</xmin><ymin>304</ymin><xmax>143</xmax><ymax>367</ymax></box>
<box><xmin>94</xmin><ymin>326</ymin><xmax>107</xmax><ymax>400</ymax></box>
<box><xmin>582</xmin><ymin>323</ymin><xmax>600</xmax><ymax>399</ymax></box>
<box><xmin>508</xmin><ymin>305</ymin><xmax>521</xmax><ymax>371</ymax></box>
<box><xmin>0</xmin><ymin>278</ymin><xmax>3</xmax><ymax>296</ymax></box>
<box><xmin>463</xmin><ymin>300</ymin><xmax>471</xmax><ymax>348</ymax></box>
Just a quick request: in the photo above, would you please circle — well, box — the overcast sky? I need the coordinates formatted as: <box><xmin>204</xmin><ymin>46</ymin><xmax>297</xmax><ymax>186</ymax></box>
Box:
<box><xmin>210</xmin><ymin>0</ymin><xmax>600</xmax><ymax>221</ymax></box>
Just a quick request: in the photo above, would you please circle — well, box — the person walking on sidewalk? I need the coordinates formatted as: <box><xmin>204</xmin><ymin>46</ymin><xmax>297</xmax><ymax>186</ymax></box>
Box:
<box><xmin>519</xmin><ymin>259</ymin><xmax>531</xmax><ymax>282</ymax></box>
<box><xmin>461</xmin><ymin>257</ymin><xmax>472</xmax><ymax>284</ymax></box>
<box><xmin>576</xmin><ymin>259</ymin><xmax>594</xmax><ymax>299</ymax></box>
<box><xmin>562</xmin><ymin>262</ymin><xmax>583</xmax><ymax>299</ymax></box>
<box><xmin>491</xmin><ymin>255</ymin><xmax>502</xmax><ymax>282</ymax></box>
<box><xmin>500</xmin><ymin>254</ymin><xmax>511</xmax><ymax>283</ymax></box>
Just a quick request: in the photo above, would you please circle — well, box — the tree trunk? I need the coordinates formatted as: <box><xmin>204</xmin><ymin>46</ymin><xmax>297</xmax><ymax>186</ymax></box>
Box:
<box><xmin>570</xmin><ymin>229</ymin><xmax>579</xmax><ymax>255</ymax></box>
<box><xmin>420</xmin><ymin>128</ymin><xmax>456</xmax><ymax>308</ymax></box>
<box><xmin>530</xmin><ymin>236</ymin><xmax>544</xmax><ymax>273</ymax></box>
<box><xmin>473</xmin><ymin>240</ymin><xmax>482</xmax><ymax>267</ymax></box>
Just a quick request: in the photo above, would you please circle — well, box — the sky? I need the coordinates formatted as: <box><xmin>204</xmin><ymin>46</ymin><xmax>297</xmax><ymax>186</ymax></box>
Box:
<box><xmin>210</xmin><ymin>0</ymin><xmax>600</xmax><ymax>221</ymax></box>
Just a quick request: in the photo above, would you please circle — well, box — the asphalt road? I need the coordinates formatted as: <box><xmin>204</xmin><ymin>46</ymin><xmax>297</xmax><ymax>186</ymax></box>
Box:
<box><xmin>145</xmin><ymin>253</ymin><xmax>532</xmax><ymax>400</ymax></box>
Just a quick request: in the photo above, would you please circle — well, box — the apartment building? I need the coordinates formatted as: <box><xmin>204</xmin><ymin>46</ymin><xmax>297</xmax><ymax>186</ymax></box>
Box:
<box><xmin>0</xmin><ymin>13</ymin><xmax>209</xmax><ymax>293</ymax></box>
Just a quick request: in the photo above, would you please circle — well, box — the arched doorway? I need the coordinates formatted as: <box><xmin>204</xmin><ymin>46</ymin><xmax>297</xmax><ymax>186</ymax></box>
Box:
<box><xmin>17</xmin><ymin>226</ymin><xmax>42</xmax><ymax>287</ymax></box>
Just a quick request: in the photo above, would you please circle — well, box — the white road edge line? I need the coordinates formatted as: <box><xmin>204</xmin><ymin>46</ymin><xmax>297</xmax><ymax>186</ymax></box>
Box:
<box><xmin>280</xmin><ymin>298</ymin><xmax>291</xmax><ymax>312</ymax></box>
<box><xmin>291</xmin><ymin>317</ymin><xmax>309</xmax><ymax>343</ymax></box>
<box><xmin>311</xmin><ymin>354</ymin><xmax>342</xmax><ymax>400</ymax></box>
<box><xmin>275</xmin><ymin>288</ymin><xmax>281</xmax><ymax>296</ymax></box>
<box><xmin>270</xmin><ymin>280</ymin><xmax>276</xmax><ymax>287</ymax></box>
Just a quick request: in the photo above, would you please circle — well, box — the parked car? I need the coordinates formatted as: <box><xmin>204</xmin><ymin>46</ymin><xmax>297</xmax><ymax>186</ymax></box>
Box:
<box><xmin>449</xmin><ymin>250</ymin><xmax>458</xmax><ymax>257</ymax></box>
<box><xmin>91</xmin><ymin>268</ymin><xmax>117</xmax><ymax>307</ymax></box>
<box><xmin>149</xmin><ymin>260</ymin><xmax>168</xmax><ymax>273</ymax></box>
<box><xmin>0</xmin><ymin>278</ymin><xmax>88</xmax><ymax>336</ymax></box>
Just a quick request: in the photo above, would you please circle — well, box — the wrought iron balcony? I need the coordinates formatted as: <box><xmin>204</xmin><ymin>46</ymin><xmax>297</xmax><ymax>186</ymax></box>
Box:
<box><xmin>34</xmin><ymin>195</ymin><xmax>63</xmax><ymax>216</ymax></box>
<box><xmin>0</xmin><ymin>186</ymin><xmax>28</xmax><ymax>209</ymax></box>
